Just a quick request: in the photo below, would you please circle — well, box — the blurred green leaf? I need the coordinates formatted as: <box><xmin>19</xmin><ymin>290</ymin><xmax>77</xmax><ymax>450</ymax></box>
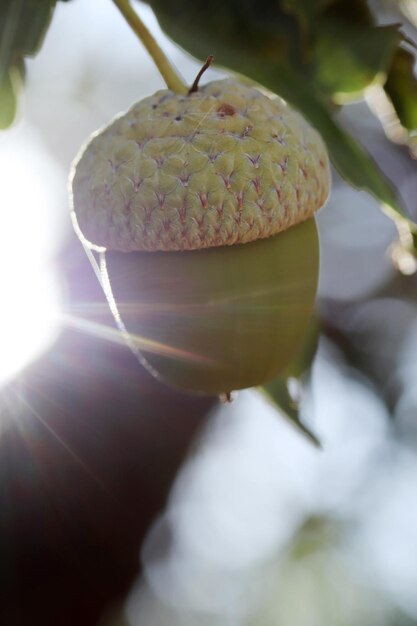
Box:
<box><xmin>281</xmin><ymin>0</ymin><xmax>400</xmax><ymax>97</ymax></box>
<box><xmin>0</xmin><ymin>68</ymin><xmax>18</xmax><ymax>129</ymax></box>
<box><xmin>313</xmin><ymin>22</ymin><xmax>400</xmax><ymax>97</ymax></box>
<box><xmin>259</xmin><ymin>377</ymin><xmax>321</xmax><ymax>447</ymax></box>
<box><xmin>0</xmin><ymin>0</ymin><xmax>57</xmax><ymax>70</ymax></box>
<box><xmin>281</xmin><ymin>0</ymin><xmax>337</xmax><ymax>29</ymax></box>
<box><xmin>148</xmin><ymin>0</ymin><xmax>400</xmax><ymax>98</ymax></box>
<box><xmin>282</xmin><ymin>0</ymin><xmax>373</xmax><ymax>29</ymax></box>
<box><xmin>385</xmin><ymin>47</ymin><xmax>417</xmax><ymax>134</ymax></box>
<box><xmin>0</xmin><ymin>0</ymin><xmax>63</xmax><ymax>128</ymax></box>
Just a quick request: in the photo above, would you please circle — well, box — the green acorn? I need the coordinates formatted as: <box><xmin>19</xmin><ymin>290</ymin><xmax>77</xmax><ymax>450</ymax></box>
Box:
<box><xmin>70</xmin><ymin>78</ymin><xmax>330</xmax><ymax>395</ymax></box>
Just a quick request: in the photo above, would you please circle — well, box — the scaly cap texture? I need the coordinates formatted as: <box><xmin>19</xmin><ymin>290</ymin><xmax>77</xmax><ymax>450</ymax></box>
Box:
<box><xmin>70</xmin><ymin>79</ymin><xmax>330</xmax><ymax>252</ymax></box>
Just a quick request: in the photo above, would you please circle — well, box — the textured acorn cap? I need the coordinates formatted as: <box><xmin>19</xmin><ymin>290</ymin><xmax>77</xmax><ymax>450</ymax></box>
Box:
<box><xmin>70</xmin><ymin>79</ymin><xmax>330</xmax><ymax>252</ymax></box>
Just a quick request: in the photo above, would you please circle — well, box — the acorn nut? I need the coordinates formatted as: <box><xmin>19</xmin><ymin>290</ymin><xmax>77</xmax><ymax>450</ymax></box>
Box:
<box><xmin>70</xmin><ymin>78</ymin><xmax>330</xmax><ymax>395</ymax></box>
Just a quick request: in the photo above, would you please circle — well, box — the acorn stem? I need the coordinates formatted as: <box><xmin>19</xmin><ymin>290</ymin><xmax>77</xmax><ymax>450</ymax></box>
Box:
<box><xmin>188</xmin><ymin>55</ymin><xmax>215</xmax><ymax>94</ymax></box>
<box><xmin>112</xmin><ymin>0</ymin><xmax>188</xmax><ymax>95</ymax></box>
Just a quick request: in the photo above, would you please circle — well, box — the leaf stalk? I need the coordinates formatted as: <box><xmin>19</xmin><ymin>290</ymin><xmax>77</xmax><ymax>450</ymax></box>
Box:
<box><xmin>112</xmin><ymin>0</ymin><xmax>188</xmax><ymax>94</ymax></box>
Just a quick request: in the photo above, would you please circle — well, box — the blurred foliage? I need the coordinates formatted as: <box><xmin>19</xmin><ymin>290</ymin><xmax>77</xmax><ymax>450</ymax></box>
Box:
<box><xmin>248</xmin><ymin>515</ymin><xmax>416</xmax><ymax>626</ymax></box>
<box><xmin>0</xmin><ymin>66</ymin><xmax>19</xmax><ymax>128</ymax></box>
<box><xmin>385</xmin><ymin>47</ymin><xmax>417</xmax><ymax>133</ymax></box>
<box><xmin>0</xmin><ymin>0</ymin><xmax>71</xmax><ymax>128</ymax></box>
<box><xmin>281</xmin><ymin>0</ymin><xmax>399</xmax><ymax>98</ymax></box>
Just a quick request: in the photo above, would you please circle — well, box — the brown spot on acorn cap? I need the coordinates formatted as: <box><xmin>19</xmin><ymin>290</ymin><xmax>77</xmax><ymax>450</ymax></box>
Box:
<box><xmin>70</xmin><ymin>79</ymin><xmax>330</xmax><ymax>253</ymax></box>
<box><xmin>217</xmin><ymin>103</ymin><xmax>236</xmax><ymax>116</ymax></box>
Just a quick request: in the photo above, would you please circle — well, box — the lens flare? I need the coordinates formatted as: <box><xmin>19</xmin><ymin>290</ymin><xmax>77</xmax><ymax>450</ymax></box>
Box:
<box><xmin>0</xmin><ymin>126</ymin><xmax>63</xmax><ymax>384</ymax></box>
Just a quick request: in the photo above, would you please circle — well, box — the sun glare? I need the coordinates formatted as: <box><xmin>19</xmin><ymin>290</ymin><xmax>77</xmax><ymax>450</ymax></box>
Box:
<box><xmin>0</xmin><ymin>127</ymin><xmax>64</xmax><ymax>384</ymax></box>
<box><xmin>0</xmin><ymin>264</ymin><xmax>60</xmax><ymax>384</ymax></box>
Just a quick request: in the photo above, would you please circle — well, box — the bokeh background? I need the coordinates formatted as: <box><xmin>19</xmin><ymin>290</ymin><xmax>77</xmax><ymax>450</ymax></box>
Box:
<box><xmin>1</xmin><ymin>1</ymin><xmax>417</xmax><ymax>625</ymax></box>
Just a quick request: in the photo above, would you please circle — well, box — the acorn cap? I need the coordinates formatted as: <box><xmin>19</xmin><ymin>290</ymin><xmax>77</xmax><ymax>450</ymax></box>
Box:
<box><xmin>70</xmin><ymin>79</ymin><xmax>330</xmax><ymax>252</ymax></box>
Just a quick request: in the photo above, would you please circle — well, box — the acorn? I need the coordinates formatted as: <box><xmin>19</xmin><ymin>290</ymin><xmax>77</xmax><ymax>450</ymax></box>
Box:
<box><xmin>70</xmin><ymin>77</ymin><xmax>330</xmax><ymax>395</ymax></box>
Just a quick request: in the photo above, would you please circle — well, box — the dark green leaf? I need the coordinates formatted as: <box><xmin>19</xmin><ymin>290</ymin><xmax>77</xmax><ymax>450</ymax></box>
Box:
<box><xmin>149</xmin><ymin>0</ymin><xmax>304</xmax><ymax>68</ymax></box>
<box><xmin>259</xmin><ymin>377</ymin><xmax>321</xmax><ymax>447</ymax></box>
<box><xmin>0</xmin><ymin>68</ymin><xmax>18</xmax><ymax>128</ymax></box>
<box><xmin>281</xmin><ymin>0</ymin><xmax>337</xmax><ymax>28</ymax></box>
<box><xmin>260</xmin><ymin>317</ymin><xmax>320</xmax><ymax>447</ymax></box>
<box><xmin>280</xmin><ymin>0</ymin><xmax>400</xmax><ymax>97</ymax></box>
<box><xmin>312</xmin><ymin>0</ymin><xmax>373</xmax><ymax>23</ymax></box>
<box><xmin>0</xmin><ymin>0</ymin><xmax>58</xmax><ymax>128</ymax></box>
<box><xmin>385</xmin><ymin>47</ymin><xmax>417</xmax><ymax>134</ymax></box>
<box><xmin>313</xmin><ymin>23</ymin><xmax>400</xmax><ymax>96</ymax></box>
<box><xmin>148</xmin><ymin>0</ymin><xmax>398</xmax><ymax>98</ymax></box>
<box><xmin>0</xmin><ymin>0</ymin><xmax>56</xmax><ymax>71</ymax></box>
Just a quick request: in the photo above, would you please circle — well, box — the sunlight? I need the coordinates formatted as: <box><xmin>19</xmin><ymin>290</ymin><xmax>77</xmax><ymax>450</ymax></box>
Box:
<box><xmin>0</xmin><ymin>265</ymin><xmax>60</xmax><ymax>384</ymax></box>
<box><xmin>0</xmin><ymin>126</ymin><xmax>63</xmax><ymax>384</ymax></box>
